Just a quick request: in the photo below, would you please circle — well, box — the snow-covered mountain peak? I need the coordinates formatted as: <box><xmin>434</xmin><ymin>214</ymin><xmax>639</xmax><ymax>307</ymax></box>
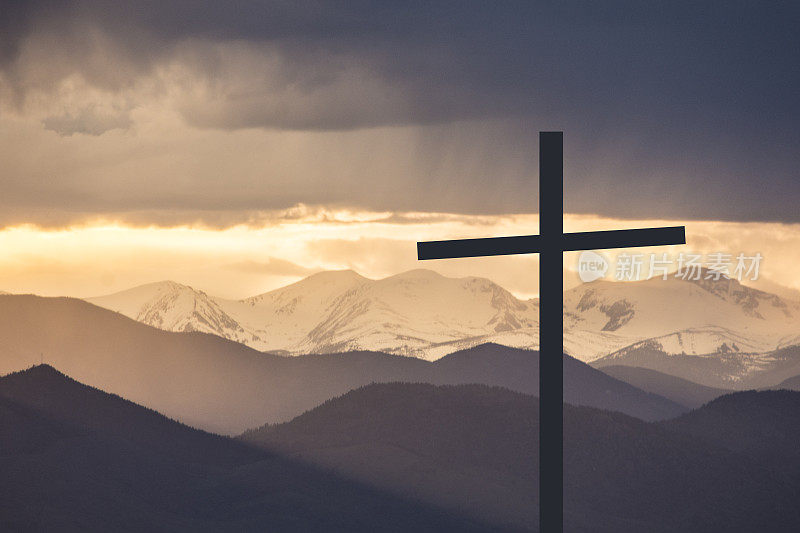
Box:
<box><xmin>87</xmin><ymin>280</ymin><xmax>247</xmax><ymax>342</ymax></box>
<box><xmin>383</xmin><ymin>268</ymin><xmax>445</xmax><ymax>282</ymax></box>
<box><xmin>299</xmin><ymin>268</ymin><xmax>368</xmax><ymax>285</ymax></box>
<box><xmin>564</xmin><ymin>275</ymin><xmax>800</xmax><ymax>380</ymax></box>
<box><xmin>243</xmin><ymin>269</ymin><xmax>368</xmax><ymax>306</ymax></box>
<box><xmin>84</xmin><ymin>268</ymin><xmax>800</xmax><ymax>364</ymax></box>
<box><xmin>88</xmin><ymin>280</ymin><xmax>199</xmax><ymax>313</ymax></box>
<box><xmin>86</xmin><ymin>270</ymin><xmax>541</xmax><ymax>359</ymax></box>
<box><xmin>564</xmin><ymin>273</ymin><xmax>800</xmax><ymax>353</ymax></box>
<box><xmin>684</xmin><ymin>272</ymin><xmax>793</xmax><ymax>319</ymax></box>
<box><xmin>286</xmin><ymin>268</ymin><xmax>539</xmax><ymax>355</ymax></box>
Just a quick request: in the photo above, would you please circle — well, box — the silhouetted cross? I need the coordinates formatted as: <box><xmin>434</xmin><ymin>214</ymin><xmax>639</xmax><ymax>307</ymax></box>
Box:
<box><xmin>417</xmin><ymin>131</ymin><xmax>686</xmax><ymax>533</ymax></box>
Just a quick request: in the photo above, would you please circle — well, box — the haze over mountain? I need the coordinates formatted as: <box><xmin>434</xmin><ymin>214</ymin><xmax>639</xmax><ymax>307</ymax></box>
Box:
<box><xmin>0</xmin><ymin>366</ymin><xmax>492</xmax><ymax>532</ymax></box>
<box><xmin>242</xmin><ymin>383</ymin><xmax>800</xmax><ymax>533</ymax></box>
<box><xmin>87</xmin><ymin>268</ymin><xmax>800</xmax><ymax>366</ymax></box>
<box><xmin>0</xmin><ymin>294</ymin><xmax>683</xmax><ymax>433</ymax></box>
<box><xmin>599</xmin><ymin>365</ymin><xmax>734</xmax><ymax>408</ymax></box>
<box><xmin>775</xmin><ymin>374</ymin><xmax>800</xmax><ymax>391</ymax></box>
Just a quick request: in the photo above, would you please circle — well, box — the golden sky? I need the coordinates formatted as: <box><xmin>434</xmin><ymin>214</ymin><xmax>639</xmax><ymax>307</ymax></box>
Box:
<box><xmin>1</xmin><ymin>212</ymin><xmax>797</xmax><ymax>300</ymax></box>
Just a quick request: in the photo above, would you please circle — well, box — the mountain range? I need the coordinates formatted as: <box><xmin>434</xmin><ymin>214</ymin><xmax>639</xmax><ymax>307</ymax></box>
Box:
<box><xmin>3</xmin><ymin>286</ymin><xmax>800</xmax><ymax>530</ymax></box>
<box><xmin>243</xmin><ymin>382</ymin><xmax>800</xmax><ymax>532</ymax></box>
<box><xmin>593</xmin><ymin>339</ymin><xmax>800</xmax><ymax>390</ymax></box>
<box><xmin>599</xmin><ymin>365</ymin><xmax>734</xmax><ymax>408</ymax></box>
<box><xmin>0</xmin><ymin>365</ymin><xmax>494</xmax><ymax>532</ymax></box>
<box><xmin>87</xmin><ymin>270</ymin><xmax>540</xmax><ymax>360</ymax></box>
<box><xmin>5</xmin><ymin>364</ymin><xmax>800</xmax><ymax>532</ymax></box>
<box><xmin>82</xmin><ymin>268</ymin><xmax>800</xmax><ymax>388</ymax></box>
<box><xmin>776</xmin><ymin>374</ymin><xmax>800</xmax><ymax>390</ymax></box>
<box><xmin>0</xmin><ymin>294</ymin><xmax>683</xmax><ymax>433</ymax></box>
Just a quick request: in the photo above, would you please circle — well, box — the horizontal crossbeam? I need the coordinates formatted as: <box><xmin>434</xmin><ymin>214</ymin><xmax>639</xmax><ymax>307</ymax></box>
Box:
<box><xmin>418</xmin><ymin>235</ymin><xmax>541</xmax><ymax>259</ymax></box>
<box><xmin>417</xmin><ymin>226</ymin><xmax>685</xmax><ymax>260</ymax></box>
<box><xmin>562</xmin><ymin>226</ymin><xmax>686</xmax><ymax>252</ymax></box>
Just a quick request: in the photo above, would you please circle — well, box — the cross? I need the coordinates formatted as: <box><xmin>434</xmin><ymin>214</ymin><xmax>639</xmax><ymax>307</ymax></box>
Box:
<box><xmin>417</xmin><ymin>131</ymin><xmax>686</xmax><ymax>533</ymax></box>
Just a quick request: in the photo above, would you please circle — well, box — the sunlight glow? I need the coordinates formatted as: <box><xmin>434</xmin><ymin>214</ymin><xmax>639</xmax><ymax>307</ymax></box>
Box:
<box><xmin>1</xmin><ymin>212</ymin><xmax>798</xmax><ymax>300</ymax></box>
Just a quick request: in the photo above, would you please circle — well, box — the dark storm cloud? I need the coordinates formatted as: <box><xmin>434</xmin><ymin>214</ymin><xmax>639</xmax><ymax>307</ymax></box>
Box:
<box><xmin>1</xmin><ymin>1</ymin><xmax>799</xmax><ymax>223</ymax></box>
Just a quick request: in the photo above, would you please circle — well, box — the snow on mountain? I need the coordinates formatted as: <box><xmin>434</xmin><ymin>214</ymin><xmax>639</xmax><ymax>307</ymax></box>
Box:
<box><xmin>584</xmin><ymin>275</ymin><xmax>800</xmax><ymax>387</ymax></box>
<box><xmin>777</xmin><ymin>333</ymin><xmax>800</xmax><ymax>350</ymax></box>
<box><xmin>86</xmin><ymin>269</ymin><xmax>800</xmax><ymax>363</ymax></box>
<box><xmin>87</xmin><ymin>270</ymin><xmax>540</xmax><ymax>360</ymax></box>
<box><xmin>593</xmin><ymin>337</ymin><xmax>800</xmax><ymax>390</ymax></box>
<box><xmin>598</xmin><ymin>326</ymin><xmax>775</xmax><ymax>359</ymax></box>
<box><xmin>563</xmin><ymin>273</ymin><xmax>800</xmax><ymax>351</ymax></box>
<box><xmin>289</xmin><ymin>269</ymin><xmax>538</xmax><ymax>355</ymax></box>
<box><xmin>87</xmin><ymin>281</ymin><xmax>254</xmax><ymax>346</ymax></box>
<box><xmin>561</xmin><ymin>328</ymin><xmax>643</xmax><ymax>361</ymax></box>
<box><xmin>222</xmin><ymin>270</ymin><xmax>372</xmax><ymax>352</ymax></box>
<box><xmin>646</xmin><ymin>326</ymin><xmax>776</xmax><ymax>355</ymax></box>
<box><xmin>742</xmin><ymin>276</ymin><xmax>800</xmax><ymax>304</ymax></box>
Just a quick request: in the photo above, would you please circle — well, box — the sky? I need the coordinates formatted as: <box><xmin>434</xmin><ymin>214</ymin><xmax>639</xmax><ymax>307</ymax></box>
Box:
<box><xmin>1</xmin><ymin>1</ymin><xmax>798</xmax><ymax>298</ymax></box>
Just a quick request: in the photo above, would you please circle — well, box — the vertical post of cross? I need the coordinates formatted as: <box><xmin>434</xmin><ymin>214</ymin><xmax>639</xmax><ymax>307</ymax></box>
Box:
<box><xmin>539</xmin><ymin>131</ymin><xmax>563</xmax><ymax>532</ymax></box>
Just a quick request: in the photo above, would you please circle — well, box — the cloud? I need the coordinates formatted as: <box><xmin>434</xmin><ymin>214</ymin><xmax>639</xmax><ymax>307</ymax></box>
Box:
<box><xmin>227</xmin><ymin>257</ymin><xmax>318</xmax><ymax>277</ymax></box>
<box><xmin>2</xmin><ymin>214</ymin><xmax>800</xmax><ymax>300</ymax></box>
<box><xmin>42</xmin><ymin>105</ymin><xmax>132</xmax><ymax>136</ymax></box>
<box><xmin>4</xmin><ymin>2</ymin><xmax>797</xmax><ymax>132</ymax></box>
<box><xmin>0</xmin><ymin>1</ymin><xmax>798</xmax><ymax>225</ymax></box>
